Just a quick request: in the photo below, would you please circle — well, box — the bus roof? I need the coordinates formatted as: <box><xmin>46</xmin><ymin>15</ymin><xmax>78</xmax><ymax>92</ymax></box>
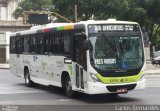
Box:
<box><xmin>79</xmin><ymin>19</ymin><xmax>138</xmax><ymax>25</ymax></box>
<box><xmin>10</xmin><ymin>19</ymin><xmax>139</xmax><ymax>36</ymax></box>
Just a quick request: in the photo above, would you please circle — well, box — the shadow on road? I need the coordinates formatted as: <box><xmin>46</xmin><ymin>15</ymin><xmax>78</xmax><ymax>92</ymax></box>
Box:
<box><xmin>16</xmin><ymin>83</ymin><xmax>140</xmax><ymax>104</ymax></box>
<box><xmin>73</xmin><ymin>94</ymin><xmax>140</xmax><ymax>104</ymax></box>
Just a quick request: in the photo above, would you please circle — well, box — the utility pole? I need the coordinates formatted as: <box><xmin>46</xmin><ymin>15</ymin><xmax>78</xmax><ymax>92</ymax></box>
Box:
<box><xmin>74</xmin><ymin>3</ymin><xmax>78</xmax><ymax>23</ymax></box>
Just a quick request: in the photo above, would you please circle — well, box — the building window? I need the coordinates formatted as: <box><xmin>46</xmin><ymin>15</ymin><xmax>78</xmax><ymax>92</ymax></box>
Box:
<box><xmin>0</xmin><ymin>33</ymin><xmax>6</xmax><ymax>45</ymax></box>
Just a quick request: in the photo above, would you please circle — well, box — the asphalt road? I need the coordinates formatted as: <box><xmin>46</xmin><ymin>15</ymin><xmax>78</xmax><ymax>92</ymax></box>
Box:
<box><xmin>0</xmin><ymin>69</ymin><xmax>160</xmax><ymax>111</ymax></box>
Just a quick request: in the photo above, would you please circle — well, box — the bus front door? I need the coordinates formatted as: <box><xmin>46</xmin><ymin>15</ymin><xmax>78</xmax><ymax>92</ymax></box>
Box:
<box><xmin>73</xmin><ymin>37</ymin><xmax>87</xmax><ymax>90</ymax></box>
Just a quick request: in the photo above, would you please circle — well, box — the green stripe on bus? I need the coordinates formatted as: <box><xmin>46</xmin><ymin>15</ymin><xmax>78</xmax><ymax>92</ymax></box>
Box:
<box><xmin>96</xmin><ymin>71</ymin><xmax>143</xmax><ymax>84</ymax></box>
<box><xmin>57</xmin><ymin>26</ymin><xmax>64</xmax><ymax>31</ymax></box>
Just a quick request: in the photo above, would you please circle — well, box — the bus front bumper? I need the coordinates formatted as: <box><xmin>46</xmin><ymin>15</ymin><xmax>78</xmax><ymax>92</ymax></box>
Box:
<box><xmin>86</xmin><ymin>78</ymin><xmax>146</xmax><ymax>94</ymax></box>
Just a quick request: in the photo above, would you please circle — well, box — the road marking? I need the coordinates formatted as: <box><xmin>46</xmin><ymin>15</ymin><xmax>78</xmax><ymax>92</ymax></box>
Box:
<box><xmin>57</xmin><ymin>99</ymin><xmax>71</xmax><ymax>102</ymax></box>
<box><xmin>0</xmin><ymin>101</ymin><xmax>12</xmax><ymax>104</ymax></box>
<box><xmin>0</xmin><ymin>83</ymin><xmax>45</xmax><ymax>94</ymax></box>
<box><xmin>146</xmin><ymin>75</ymin><xmax>160</xmax><ymax>87</ymax></box>
<box><xmin>0</xmin><ymin>90</ymin><xmax>45</xmax><ymax>94</ymax></box>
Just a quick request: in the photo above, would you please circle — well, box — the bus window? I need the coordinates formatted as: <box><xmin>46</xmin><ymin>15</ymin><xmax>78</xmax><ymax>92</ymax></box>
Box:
<box><xmin>29</xmin><ymin>35</ymin><xmax>36</xmax><ymax>54</ymax></box>
<box><xmin>18</xmin><ymin>37</ymin><xmax>24</xmax><ymax>54</ymax></box>
<box><xmin>24</xmin><ymin>36</ymin><xmax>30</xmax><ymax>54</ymax></box>
<box><xmin>43</xmin><ymin>34</ymin><xmax>49</xmax><ymax>55</ymax></box>
<box><xmin>59</xmin><ymin>34</ymin><xmax>64</xmax><ymax>54</ymax></box>
<box><xmin>36</xmin><ymin>35</ymin><xmax>43</xmax><ymax>54</ymax></box>
<box><xmin>10</xmin><ymin>37</ymin><xmax>16</xmax><ymax>53</ymax></box>
<box><xmin>15</xmin><ymin>37</ymin><xmax>21</xmax><ymax>55</ymax></box>
<box><xmin>64</xmin><ymin>32</ymin><xmax>71</xmax><ymax>57</ymax></box>
<box><xmin>49</xmin><ymin>32</ymin><xmax>65</xmax><ymax>55</ymax></box>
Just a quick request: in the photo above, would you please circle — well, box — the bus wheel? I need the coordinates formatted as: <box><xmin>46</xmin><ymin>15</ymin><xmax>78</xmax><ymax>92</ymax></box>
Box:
<box><xmin>24</xmin><ymin>69</ymin><xmax>35</xmax><ymax>87</ymax></box>
<box><xmin>65</xmin><ymin>76</ymin><xmax>74</xmax><ymax>98</ymax></box>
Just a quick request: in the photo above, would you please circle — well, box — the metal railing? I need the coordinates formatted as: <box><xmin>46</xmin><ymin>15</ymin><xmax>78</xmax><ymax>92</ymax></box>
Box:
<box><xmin>0</xmin><ymin>20</ymin><xmax>29</xmax><ymax>26</ymax></box>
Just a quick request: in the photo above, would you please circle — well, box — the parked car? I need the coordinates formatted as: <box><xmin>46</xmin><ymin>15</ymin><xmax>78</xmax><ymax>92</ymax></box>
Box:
<box><xmin>152</xmin><ymin>51</ymin><xmax>160</xmax><ymax>64</ymax></box>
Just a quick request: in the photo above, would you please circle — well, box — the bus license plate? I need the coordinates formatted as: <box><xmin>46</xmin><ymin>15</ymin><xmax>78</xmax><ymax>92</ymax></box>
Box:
<box><xmin>116</xmin><ymin>88</ymin><xmax>128</xmax><ymax>93</ymax></box>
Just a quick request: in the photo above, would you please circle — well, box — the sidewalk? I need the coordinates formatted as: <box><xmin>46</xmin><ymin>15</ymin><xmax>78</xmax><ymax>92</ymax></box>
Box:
<box><xmin>146</xmin><ymin>62</ymin><xmax>160</xmax><ymax>75</ymax></box>
<box><xmin>146</xmin><ymin>69</ymin><xmax>160</xmax><ymax>75</ymax></box>
<box><xmin>0</xmin><ymin>64</ymin><xmax>9</xmax><ymax>69</ymax></box>
<box><xmin>0</xmin><ymin>63</ymin><xmax>159</xmax><ymax>74</ymax></box>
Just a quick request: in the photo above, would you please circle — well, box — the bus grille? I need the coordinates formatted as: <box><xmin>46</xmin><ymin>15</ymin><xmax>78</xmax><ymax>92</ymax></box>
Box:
<box><xmin>106</xmin><ymin>84</ymin><xmax>137</xmax><ymax>92</ymax></box>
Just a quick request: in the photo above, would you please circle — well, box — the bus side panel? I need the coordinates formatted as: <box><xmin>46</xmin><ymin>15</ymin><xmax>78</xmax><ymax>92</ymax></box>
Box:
<box><xmin>18</xmin><ymin>54</ymin><xmax>25</xmax><ymax>78</ymax></box>
<box><xmin>10</xmin><ymin>54</ymin><xmax>17</xmax><ymax>76</ymax></box>
<box><xmin>42</xmin><ymin>55</ymin><xmax>63</xmax><ymax>87</ymax></box>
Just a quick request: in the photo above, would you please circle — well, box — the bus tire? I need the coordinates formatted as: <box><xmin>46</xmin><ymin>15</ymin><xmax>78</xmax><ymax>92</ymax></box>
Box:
<box><xmin>24</xmin><ymin>69</ymin><xmax>35</xmax><ymax>87</ymax></box>
<box><xmin>65</xmin><ymin>75</ymin><xmax>74</xmax><ymax>98</ymax></box>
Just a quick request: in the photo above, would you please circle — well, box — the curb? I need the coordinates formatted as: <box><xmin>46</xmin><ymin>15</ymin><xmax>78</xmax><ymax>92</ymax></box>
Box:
<box><xmin>0</xmin><ymin>64</ymin><xmax>9</xmax><ymax>69</ymax></box>
<box><xmin>146</xmin><ymin>70</ymin><xmax>160</xmax><ymax>75</ymax></box>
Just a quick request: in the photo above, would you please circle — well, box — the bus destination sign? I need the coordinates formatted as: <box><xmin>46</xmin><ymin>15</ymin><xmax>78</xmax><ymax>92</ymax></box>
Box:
<box><xmin>88</xmin><ymin>24</ymin><xmax>139</xmax><ymax>33</ymax></box>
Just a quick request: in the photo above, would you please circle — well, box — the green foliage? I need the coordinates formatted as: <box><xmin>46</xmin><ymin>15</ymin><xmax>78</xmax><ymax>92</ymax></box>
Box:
<box><xmin>51</xmin><ymin>0</ymin><xmax>74</xmax><ymax>21</ymax></box>
<box><xmin>146</xmin><ymin>0</ymin><xmax>160</xmax><ymax>23</ymax></box>
<box><xmin>152</xmin><ymin>25</ymin><xmax>160</xmax><ymax>49</ymax></box>
<box><xmin>13</xmin><ymin>0</ymin><xmax>52</xmax><ymax>18</ymax></box>
<box><xmin>13</xmin><ymin>0</ymin><xmax>160</xmax><ymax>49</ymax></box>
<box><xmin>125</xmin><ymin>8</ymin><xmax>147</xmax><ymax>26</ymax></box>
<box><xmin>52</xmin><ymin>0</ymin><xmax>129</xmax><ymax>21</ymax></box>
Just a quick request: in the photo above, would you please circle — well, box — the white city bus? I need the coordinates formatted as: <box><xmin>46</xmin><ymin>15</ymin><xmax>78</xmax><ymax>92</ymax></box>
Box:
<box><xmin>10</xmin><ymin>19</ymin><xmax>146</xmax><ymax>97</ymax></box>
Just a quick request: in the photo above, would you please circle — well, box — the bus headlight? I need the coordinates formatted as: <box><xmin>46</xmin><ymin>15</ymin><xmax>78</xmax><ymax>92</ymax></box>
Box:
<box><xmin>90</xmin><ymin>73</ymin><xmax>102</xmax><ymax>82</ymax></box>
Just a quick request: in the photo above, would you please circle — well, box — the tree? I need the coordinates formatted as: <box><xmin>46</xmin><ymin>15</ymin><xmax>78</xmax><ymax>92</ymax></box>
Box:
<box><xmin>13</xmin><ymin>0</ymin><xmax>52</xmax><ymax>18</ymax></box>
<box><xmin>51</xmin><ymin>0</ymin><xmax>100</xmax><ymax>21</ymax></box>
<box><xmin>52</xmin><ymin>0</ymin><xmax>129</xmax><ymax>21</ymax></box>
<box><xmin>144</xmin><ymin>0</ymin><xmax>160</xmax><ymax>49</ymax></box>
<box><xmin>51</xmin><ymin>0</ymin><xmax>74</xmax><ymax>21</ymax></box>
<box><xmin>13</xmin><ymin>0</ymin><xmax>160</xmax><ymax>50</ymax></box>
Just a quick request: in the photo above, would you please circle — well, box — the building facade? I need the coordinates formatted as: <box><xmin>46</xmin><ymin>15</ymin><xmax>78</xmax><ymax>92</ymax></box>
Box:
<box><xmin>0</xmin><ymin>0</ymin><xmax>29</xmax><ymax>65</ymax></box>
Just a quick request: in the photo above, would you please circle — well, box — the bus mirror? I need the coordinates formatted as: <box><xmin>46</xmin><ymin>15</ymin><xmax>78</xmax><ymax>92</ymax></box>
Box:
<box><xmin>64</xmin><ymin>58</ymin><xmax>72</xmax><ymax>64</ymax></box>
<box><xmin>84</xmin><ymin>40</ymin><xmax>93</xmax><ymax>51</ymax></box>
<box><xmin>74</xmin><ymin>32</ymin><xmax>86</xmax><ymax>39</ymax></box>
<box><xmin>81</xmin><ymin>33</ymin><xmax>87</xmax><ymax>40</ymax></box>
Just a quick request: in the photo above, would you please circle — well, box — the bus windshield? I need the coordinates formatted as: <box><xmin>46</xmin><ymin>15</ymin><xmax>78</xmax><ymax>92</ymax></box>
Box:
<box><xmin>88</xmin><ymin>24</ymin><xmax>144</xmax><ymax>71</ymax></box>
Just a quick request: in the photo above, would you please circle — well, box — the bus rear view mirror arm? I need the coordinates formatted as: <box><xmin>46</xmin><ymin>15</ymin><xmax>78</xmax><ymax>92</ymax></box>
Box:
<box><xmin>74</xmin><ymin>32</ymin><xmax>87</xmax><ymax>39</ymax></box>
<box><xmin>84</xmin><ymin>40</ymin><xmax>93</xmax><ymax>51</ymax></box>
